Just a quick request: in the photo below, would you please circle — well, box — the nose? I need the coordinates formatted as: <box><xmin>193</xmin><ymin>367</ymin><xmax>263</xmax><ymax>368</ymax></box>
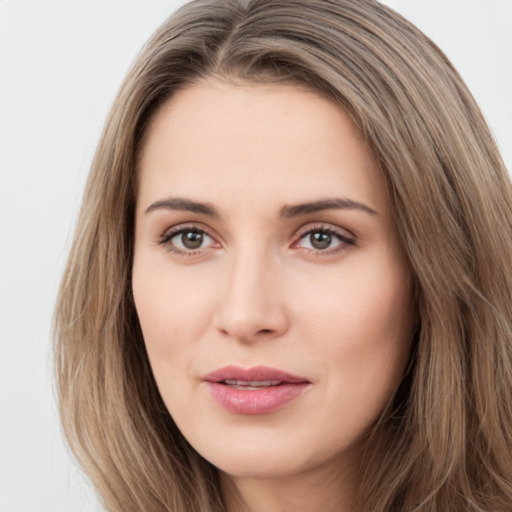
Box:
<box><xmin>213</xmin><ymin>249</ymin><xmax>289</xmax><ymax>343</ymax></box>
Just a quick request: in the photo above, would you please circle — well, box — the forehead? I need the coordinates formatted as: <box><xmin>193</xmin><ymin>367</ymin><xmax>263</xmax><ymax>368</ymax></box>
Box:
<box><xmin>136</xmin><ymin>79</ymin><xmax>389</xmax><ymax>217</ymax></box>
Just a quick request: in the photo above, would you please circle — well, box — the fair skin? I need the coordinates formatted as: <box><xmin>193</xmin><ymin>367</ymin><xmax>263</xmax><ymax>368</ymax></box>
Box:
<box><xmin>132</xmin><ymin>79</ymin><xmax>415</xmax><ymax>512</ymax></box>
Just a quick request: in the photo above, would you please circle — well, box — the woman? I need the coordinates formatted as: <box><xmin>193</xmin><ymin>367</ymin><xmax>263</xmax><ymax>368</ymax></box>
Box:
<box><xmin>54</xmin><ymin>0</ymin><xmax>512</xmax><ymax>510</ymax></box>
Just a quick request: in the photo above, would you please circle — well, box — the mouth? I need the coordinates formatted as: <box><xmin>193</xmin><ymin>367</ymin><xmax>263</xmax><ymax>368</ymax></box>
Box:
<box><xmin>203</xmin><ymin>365</ymin><xmax>310</xmax><ymax>415</ymax></box>
<box><xmin>204</xmin><ymin>365</ymin><xmax>309</xmax><ymax>384</ymax></box>
<box><xmin>222</xmin><ymin>379</ymin><xmax>284</xmax><ymax>390</ymax></box>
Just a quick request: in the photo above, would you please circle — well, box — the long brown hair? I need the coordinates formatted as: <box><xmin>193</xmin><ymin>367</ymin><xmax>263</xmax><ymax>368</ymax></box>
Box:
<box><xmin>54</xmin><ymin>1</ymin><xmax>512</xmax><ymax>510</ymax></box>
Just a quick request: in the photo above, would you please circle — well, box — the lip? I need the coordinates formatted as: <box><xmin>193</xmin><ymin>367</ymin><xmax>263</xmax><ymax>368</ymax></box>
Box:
<box><xmin>203</xmin><ymin>365</ymin><xmax>310</xmax><ymax>415</ymax></box>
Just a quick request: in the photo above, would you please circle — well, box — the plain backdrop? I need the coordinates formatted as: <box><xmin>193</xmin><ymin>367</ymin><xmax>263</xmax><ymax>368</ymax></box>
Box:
<box><xmin>0</xmin><ymin>1</ymin><xmax>511</xmax><ymax>511</ymax></box>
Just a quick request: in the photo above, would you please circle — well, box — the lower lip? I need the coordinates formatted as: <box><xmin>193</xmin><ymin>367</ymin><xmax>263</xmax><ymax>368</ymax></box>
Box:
<box><xmin>205</xmin><ymin>382</ymin><xmax>309</xmax><ymax>415</ymax></box>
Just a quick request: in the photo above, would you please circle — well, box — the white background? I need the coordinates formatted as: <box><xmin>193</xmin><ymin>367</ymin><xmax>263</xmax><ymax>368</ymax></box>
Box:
<box><xmin>0</xmin><ymin>1</ymin><xmax>511</xmax><ymax>511</ymax></box>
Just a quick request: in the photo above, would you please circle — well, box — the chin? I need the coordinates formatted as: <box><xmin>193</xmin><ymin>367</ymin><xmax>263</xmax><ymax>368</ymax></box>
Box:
<box><xmin>188</xmin><ymin>426</ymin><xmax>356</xmax><ymax>481</ymax></box>
<box><xmin>211</xmin><ymin>453</ymin><xmax>310</xmax><ymax>480</ymax></box>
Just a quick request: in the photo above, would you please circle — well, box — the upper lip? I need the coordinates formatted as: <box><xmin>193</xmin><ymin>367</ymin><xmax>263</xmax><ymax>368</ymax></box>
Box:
<box><xmin>203</xmin><ymin>365</ymin><xmax>310</xmax><ymax>384</ymax></box>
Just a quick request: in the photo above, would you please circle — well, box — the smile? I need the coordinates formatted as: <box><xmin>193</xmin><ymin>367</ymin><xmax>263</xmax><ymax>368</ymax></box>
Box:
<box><xmin>203</xmin><ymin>366</ymin><xmax>310</xmax><ymax>415</ymax></box>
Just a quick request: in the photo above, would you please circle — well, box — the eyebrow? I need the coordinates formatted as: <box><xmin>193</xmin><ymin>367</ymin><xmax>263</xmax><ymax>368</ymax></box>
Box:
<box><xmin>145</xmin><ymin>197</ymin><xmax>220</xmax><ymax>217</ymax></box>
<box><xmin>280</xmin><ymin>198</ymin><xmax>378</xmax><ymax>217</ymax></box>
<box><xmin>144</xmin><ymin>196</ymin><xmax>377</xmax><ymax>218</ymax></box>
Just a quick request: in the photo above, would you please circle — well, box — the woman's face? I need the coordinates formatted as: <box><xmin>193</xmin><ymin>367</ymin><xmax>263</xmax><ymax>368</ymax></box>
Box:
<box><xmin>132</xmin><ymin>79</ymin><xmax>415</xmax><ymax>480</ymax></box>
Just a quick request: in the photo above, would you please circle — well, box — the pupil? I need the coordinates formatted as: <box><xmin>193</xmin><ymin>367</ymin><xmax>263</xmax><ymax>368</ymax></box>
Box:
<box><xmin>182</xmin><ymin>231</ymin><xmax>203</xmax><ymax>249</ymax></box>
<box><xmin>310</xmin><ymin>232</ymin><xmax>331</xmax><ymax>250</ymax></box>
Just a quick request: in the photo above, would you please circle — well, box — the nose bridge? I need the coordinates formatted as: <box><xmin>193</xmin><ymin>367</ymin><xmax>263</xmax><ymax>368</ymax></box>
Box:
<box><xmin>215</xmin><ymin>242</ymin><xmax>287</xmax><ymax>342</ymax></box>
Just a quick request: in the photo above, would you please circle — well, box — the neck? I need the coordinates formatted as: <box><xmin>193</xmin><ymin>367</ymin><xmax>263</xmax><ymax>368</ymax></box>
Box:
<box><xmin>220</xmin><ymin>460</ymin><xmax>358</xmax><ymax>512</ymax></box>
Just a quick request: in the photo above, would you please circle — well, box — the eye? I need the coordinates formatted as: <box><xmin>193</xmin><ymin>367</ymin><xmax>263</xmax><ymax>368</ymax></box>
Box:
<box><xmin>294</xmin><ymin>226</ymin><xmax>355</xmax><ymax>254</ymax></box>
<box><xmin>159</xmin><ymin>226</ymin><xmax>217</xmax><ymax>254</ymax></box>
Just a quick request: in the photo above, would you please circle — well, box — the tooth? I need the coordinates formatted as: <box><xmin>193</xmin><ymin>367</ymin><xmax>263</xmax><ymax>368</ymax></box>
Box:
<box><xmin>248</xmin><ymin>380</ymin><xmax>281</xmax><ymax>386</ymax></box>
<box><xmin>223</xmin><ymin>379</ymin><xmax>282</xmax><ymax>387</ymax></box>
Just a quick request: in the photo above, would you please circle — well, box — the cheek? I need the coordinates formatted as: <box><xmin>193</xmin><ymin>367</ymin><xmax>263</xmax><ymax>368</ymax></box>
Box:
<box><xmin>296</xmin><ymin>259</ymin><xmax>412</xmax><ymax>344</ymax></box>
<box><xmin>131</xmin><ymin>260</ymin><xmax>220</xmax><ymax>427</ymax></box>
<box><xmin>294</xmin><ymin>255</ymin><xmax>414</xmax><ymax>403</ymax></box>
<box><xmin>131</xmin><ymin>256</ymin><xmax>217</xmax><ymax>366</ymax></box>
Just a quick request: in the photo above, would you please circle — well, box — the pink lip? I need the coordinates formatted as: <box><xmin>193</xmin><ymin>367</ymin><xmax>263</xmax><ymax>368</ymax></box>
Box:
<box><xmin>203</xmin><ymin>365</ymin><xmax>310</xmax><ymax>415</ymax></box>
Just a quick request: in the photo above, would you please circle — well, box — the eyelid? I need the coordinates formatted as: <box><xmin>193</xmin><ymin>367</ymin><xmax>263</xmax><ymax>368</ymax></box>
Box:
<box><xmin>158</xmin><ymin>222</ymin><xmax>220</xmax><ymax>253</ymax></box>
<box><xmin>291</xmin><ymin>222</ymin><xmax>356</xmax><ymax>253</ymax></box>
<box><xmin>156</xmin><ymin>221</ymin><xmax>355</xmax><ymax>256</ymax></box>
<box><xmin>294</xmin><ymin>221</ymin><xmax>355</xmax><ymax>242</ymax></box>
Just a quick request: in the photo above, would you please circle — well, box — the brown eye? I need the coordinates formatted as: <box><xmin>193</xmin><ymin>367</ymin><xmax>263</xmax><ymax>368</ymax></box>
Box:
<box><xmin>161</xmin><ymin>228</ymin><xmax>216</xmax><ymax>253</ymax></box>
<box><xmin>309</xmin><ymin>232</ymin><xmax>332</xmax><ymax>250</ymax></box>
<box><xmin>296</xmin><ymin>227</ymin><xmax>354</xmax><ymax>253</ymax></box>
<box><xmin>181</xmin><ymin>231</ymin><xmax>204</xmax><ymax>249</ymax></box>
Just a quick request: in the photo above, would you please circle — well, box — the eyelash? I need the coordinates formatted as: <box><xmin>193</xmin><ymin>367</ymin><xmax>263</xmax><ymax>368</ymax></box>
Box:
<box><xmin>293</xmin><ymin>224</ymin><xmax>355</xmax><ymax>255</ymax></box>
<box><xmin>158</xmin><ymin>223</ymin><xmax>355</xmax><ymax>257</ymax></box>
<box><xmin>158</xmin><ymin>224</ymin><xmax>217</xmax><ymax>256</ymax></box>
